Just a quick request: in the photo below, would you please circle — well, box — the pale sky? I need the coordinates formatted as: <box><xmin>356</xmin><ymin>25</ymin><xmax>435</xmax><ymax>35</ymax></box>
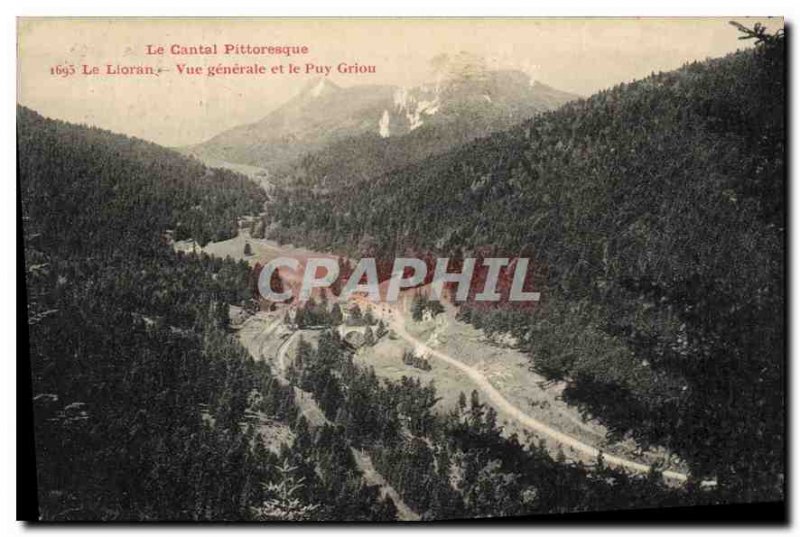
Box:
<box><xmin>17</xmin><ymin>17</ymin><xmax>783</xmax><ymax>147</ymax></box>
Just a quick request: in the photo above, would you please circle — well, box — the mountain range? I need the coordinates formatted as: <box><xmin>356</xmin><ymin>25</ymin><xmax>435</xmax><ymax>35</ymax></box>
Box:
<box><xmin>183</xmin><ymin>67</ymin><xmax>577</xmax><ymax>183</ymax></box>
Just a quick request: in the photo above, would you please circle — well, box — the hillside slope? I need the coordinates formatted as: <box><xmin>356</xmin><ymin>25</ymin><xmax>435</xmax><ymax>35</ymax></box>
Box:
<box><xmin>19</xmin><ymin>107</ymin><xmax>267</xmax><ymax>250</ymax></box>
<box><xmin>266</xmin><ymin>33</ymin><xmax>785</xmax><ymax>500</ymax></box>
<box><xmin>19</xmin><ymin>107</ymin><xmax>399</xmax><ymax>520</ymax></box>
<box><xmin>185</xmin><ymin>79</ymin><xmax>395</xmax><ymax>171</ymax></box>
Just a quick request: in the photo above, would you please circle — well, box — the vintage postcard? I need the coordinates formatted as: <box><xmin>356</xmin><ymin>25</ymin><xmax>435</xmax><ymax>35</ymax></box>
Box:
<box><xmin>17</xmin><ymin>17</ymin><xmax>785</xmax><ymax>522</ymax></box>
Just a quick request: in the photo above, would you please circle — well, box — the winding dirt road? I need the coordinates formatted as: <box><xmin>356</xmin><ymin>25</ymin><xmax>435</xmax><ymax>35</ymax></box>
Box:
<box><xmin>353</xmin><ymin>297</ymin><xmax>715</xmax><ymax>487</ymax></box>
<box><xmin>392</xmin><ymin>321</ymin><xmax>693</xmax><ymax>482</ymax></box>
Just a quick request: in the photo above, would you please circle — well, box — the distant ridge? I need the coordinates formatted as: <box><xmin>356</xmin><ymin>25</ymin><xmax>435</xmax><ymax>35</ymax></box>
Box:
<box><xmin>183</xmin><ymin>68</ymin><xmax>577</xmax><ymax>176</ymax></box>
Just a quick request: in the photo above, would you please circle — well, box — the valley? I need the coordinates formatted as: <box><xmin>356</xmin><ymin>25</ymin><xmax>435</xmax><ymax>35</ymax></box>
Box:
<box><xmin>19</xmin><ymin>19</ymin><xmax>785</xmax><ymax>521</ymax></box>
<box><xmin>183</xmin><ymin>229</ymin><xmax>697</xmax><ymax>484</ymax></box>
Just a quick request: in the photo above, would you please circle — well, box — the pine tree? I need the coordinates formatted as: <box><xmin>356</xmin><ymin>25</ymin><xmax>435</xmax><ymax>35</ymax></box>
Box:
<box><xmin>250</xmin><ymin>459</ymin><xmax>320</xmax><ymax>521</ymax></box>
<box><xmin>411</xmin><ymin>294</ymin><xmax>425</xmax><ymax>321</ymax></box>
<box><xmin>364</xmin><ymin>326</ymin><xmax>375</xmax><ymax>346</ymax></box>
<box><xmin>375</xmin><ymin>319</ymin><xmax>387</xmax><ymax>339</ymax></box>
<box><xmin>458</xmin><ymin>392</ymin><xmax>467</xmax><ymax>413</ymax></box>
<box><xmin>330</xmin><ymin>303</ymin><xmax>344</xmax><ymax>325</ymax></box>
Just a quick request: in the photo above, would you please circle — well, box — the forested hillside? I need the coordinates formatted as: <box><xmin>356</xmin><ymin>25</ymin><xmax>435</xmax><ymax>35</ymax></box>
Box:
<box><xmin>19</xmin><ymin>107</ymin><xmax>401</xmax><ymax>520</ymax></box>
<box><xmin>20</xmin><ymin>105</ymin><xmax>706</xmax><ymax>521</ymax></box>
<box><xmin>266</xmin><ymin>29</ymin><xmax>785</xmax><ymax>502</ymax></box>
<box><xmin>20</xmin><ymin>108</ymin><xmax>266</xmax><ymax>250</ymax></box>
